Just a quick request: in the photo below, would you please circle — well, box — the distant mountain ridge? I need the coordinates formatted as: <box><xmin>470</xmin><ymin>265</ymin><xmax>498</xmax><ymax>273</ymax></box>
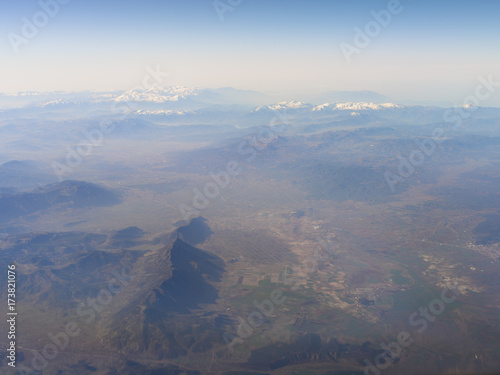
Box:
<box><xmin>0</xmin><ymin>180</ymin><xmax>120</xmax><ymax>224</ymax></box>
<box><xmin>0</xmin><ymin>87</ymin><xmax>395</xmax><ymax>110</ymax></box>
<box><xmin>0</xmin><ymin>159</ymin><xmax>56</xmax><ymax>188</ymax></box>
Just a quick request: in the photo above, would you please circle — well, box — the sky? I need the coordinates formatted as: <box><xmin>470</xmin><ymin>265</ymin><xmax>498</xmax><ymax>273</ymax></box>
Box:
<box><xmin>0</xmin><ymin>0</ymin><xmax>499</xmax><ymax>106</ymax></box>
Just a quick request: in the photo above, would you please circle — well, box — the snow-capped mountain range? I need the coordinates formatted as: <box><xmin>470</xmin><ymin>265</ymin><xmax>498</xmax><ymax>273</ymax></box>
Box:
<box><xmin>313</xmin><ymin>102</ymin><xmax>403</xmax><ymax>111</ymax></box>
<box><xmin>0</xmin><ymin>86</ymin><xmax>406</xmax><ymax>111</ymax></box>
<box><xmin>254</xmin><ymin>101</ymin><xmax>403</xmax><ymax>113</ymax></box>
<box><xmin>0</xmin><ymin>87</ymin><xmax>492</xmax><ymax>118</ymax></box>
<box><xmin>114</xmin><ymin>86</ymin><xmax>203</xmax><ymax>103</ymax></box>
<box><xmin>0</xmin><ymin>86</ymin><xmax>271</xmax><ymax>110</ymax></box>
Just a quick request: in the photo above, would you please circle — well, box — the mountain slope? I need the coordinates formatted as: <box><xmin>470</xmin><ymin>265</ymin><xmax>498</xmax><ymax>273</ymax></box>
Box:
<box><xmin>99</xmin><ymin>227</ymin><xmax>225</xmax><ymax>357</ymax></box>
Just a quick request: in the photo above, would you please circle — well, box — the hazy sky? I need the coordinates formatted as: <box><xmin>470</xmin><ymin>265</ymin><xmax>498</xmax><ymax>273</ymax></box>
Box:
<box><xmin>1</xmin><ymin>0</ymin><xmax>499</xmax><ymax>105</ymax></box>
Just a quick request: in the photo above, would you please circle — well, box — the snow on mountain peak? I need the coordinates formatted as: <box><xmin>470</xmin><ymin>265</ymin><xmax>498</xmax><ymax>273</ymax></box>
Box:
<box><xmin>135</xmin><ymin>109</ymin><xmax>193</xmax><ymax>116</ymax></box>
<box><xmin>114</xmin><ymin>86</ymin><xmax>203</xmax><ymax>103</ymax></box>
<box><xmin>255</xmin><ymin>101</ymin><xmax>310</xmax><ymax>111</ymax></box>
<box><xmin>312</xmin><ymin>102</ymin><xmax>403</xmax><ymax>111</ymax></box>
<box><xmin>255</xmin><ymin>101</ymin><xmax>402</xmax><ymax>113</ymax></box>
<box><xmin>36</xmin><ymin>99</ymin><xmax>75</xmax><ymax>108</ymax></box>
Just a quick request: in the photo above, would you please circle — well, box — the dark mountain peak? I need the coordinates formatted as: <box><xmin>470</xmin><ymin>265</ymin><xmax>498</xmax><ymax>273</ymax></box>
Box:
<box><xmin>157</xmin><ymin>216</ymin><xmax>213</xmax><ymax>246</ymax></box>
<box><xmin>175</xmin><ymin>216</ymin><xmax>213</xmax><ymax>245</ymax></box>
<box><xmin>168</xmin><ymin>236</ymin><xmax>224</xmax><ymax>278</ymax></box>
<box><xmin>98</xmin><ymin>223</ymin><xmax>225</xmax><ymax>357</ymax></box>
